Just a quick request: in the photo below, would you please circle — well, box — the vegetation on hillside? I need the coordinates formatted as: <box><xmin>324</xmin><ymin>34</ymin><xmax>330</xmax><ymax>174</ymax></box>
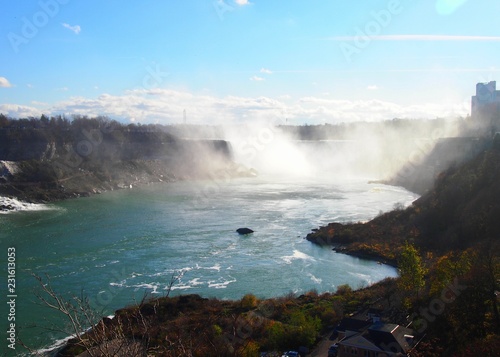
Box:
<box><xmin>32</xmin><ymin>275</ymin><xmax>404</xmax><ymax>357</ymax></box>
<box><xmin>306</xmin><ymin>144</ymin><xmax>500</xmax><ymax>355</ymax></box>
<box><xmin>307</xmin><ymin>144</ymin><xmax>500</xmax><ymax>257</ymax></box>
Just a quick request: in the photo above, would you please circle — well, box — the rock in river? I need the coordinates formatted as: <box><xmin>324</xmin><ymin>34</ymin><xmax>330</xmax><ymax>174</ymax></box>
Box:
<box><xmin>236</xmin><ymin>228</ymin><xmax>254</xmax><ymax>235</ymax></box>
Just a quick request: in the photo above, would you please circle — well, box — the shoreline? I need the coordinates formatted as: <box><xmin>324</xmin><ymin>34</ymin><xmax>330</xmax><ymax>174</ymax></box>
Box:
<box><xmin>0</xmin><ymin>159</ymin><xmax>257</xmax><ymax>212</ymax></box>
<box><xmin>328</xmin><ymin>246</ymin><xmax>398</xmax><ymax>268</ymax></box>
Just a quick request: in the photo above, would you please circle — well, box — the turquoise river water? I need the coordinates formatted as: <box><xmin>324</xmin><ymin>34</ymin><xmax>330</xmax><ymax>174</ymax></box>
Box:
<box><xmin>0</xmin><ymin>173</ymin><xmax>419</xmax><ymax>353</ymax></box>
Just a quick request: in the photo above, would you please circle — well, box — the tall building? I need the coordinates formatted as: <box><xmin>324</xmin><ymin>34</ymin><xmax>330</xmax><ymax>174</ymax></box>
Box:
<box><xmin>471</xmin><ymin>81</ymin><xmax>500</xmax><ymax>134</ymax></box>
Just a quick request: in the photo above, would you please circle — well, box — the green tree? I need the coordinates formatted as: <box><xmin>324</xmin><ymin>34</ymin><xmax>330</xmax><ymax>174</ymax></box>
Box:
<box><xmin>288</xmin><ymin>310</ymin><xmax>321</xmax><ymax>348</ymax></box>
<box><xmin>241</xmin><ymin>294</ymin><xmax>258</xmax><ymax>309</ymax></box>
<box><xmin>429</xmin><ymin>250</ymin><xmax>473</xmax><ymax>296</ymax></box>
<box><xmin>398</xmin><ymin>242</ymin><xmax>426</xmax><ymax>301</ymax></box>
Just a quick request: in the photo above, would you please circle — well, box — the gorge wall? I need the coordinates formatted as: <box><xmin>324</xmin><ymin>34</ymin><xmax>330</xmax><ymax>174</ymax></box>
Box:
<box><xmin>0</xmin><ymin>125</ymin><xmax>246</xmax><ymax>205</ymax></box>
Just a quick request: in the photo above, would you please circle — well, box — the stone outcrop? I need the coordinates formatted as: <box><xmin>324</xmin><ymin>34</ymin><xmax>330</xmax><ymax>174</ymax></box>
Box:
<box><xmin>236</xmin><ymin>228</ymin><xmax>254</xmax><ymax>235</ymax></box>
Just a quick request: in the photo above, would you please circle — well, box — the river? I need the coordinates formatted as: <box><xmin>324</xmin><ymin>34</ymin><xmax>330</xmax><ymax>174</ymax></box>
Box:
<box><xmin>0</xmin><ymin>171</ymin><xmax>418</xmax><ymax>353</ymax></box>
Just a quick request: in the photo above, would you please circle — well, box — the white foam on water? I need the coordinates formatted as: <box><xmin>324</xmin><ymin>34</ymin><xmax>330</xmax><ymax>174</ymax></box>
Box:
<box><xmin>0</xmin><ymin>196</ymin><xmax>56</xmax><ymax>214</ymax></box>
<box><xmin>205</xmin><ymin>263</ymin><xmax>221</xmax><ymax>272</ymax></box>
<box><xmin>189</xmin><ymin>278</ymin><xmax>204</xmax><ymax>286</ymax></box>
<box><xmin>208</xmin><ymin>277</ymin><xmax>237</xmax><ymax>289</ymax></box>
<box><xmin>109</xmin><ymin>282</ymin><xmax>125</xmax><ymax>288</ymax></box>
<box><xmin>281</xmin><ymin>249</ymin><xmax>316</xmax><ymax>264</ymax></box>
<box><xmin>163</xmin><ymin>266</ymin><xmax>194</xmax><ymax>275</ymax></box>
<box><xmin>348</xmin><ymin>272</ymin><xmax>371</xmax><ymax>280</ymax></box>
<box><xmin>35</xmin><ymin>316</ymin><xmax>115</xmax><ymax>355</ymax></box>
<box><xmin>348</xmin><ymin>272</ymin><xmax>373</xmax><ymax>286</ymax></box>
<box><xmin>132</xmin><ymin>283</ymin><xmax>160</xmax><ymax>294</ymax></box>
<box><xmin>171</xmin><ymin>283</ymin><xmax>194</xmax><ymax>291</ymax></box>
<box><xmin>308</xmin><ymin>273</ymin><xmax>323</xmax><ymax>284</ymax></box>
<box><xmin>109</xmin><ymin>276</ymin><xmax>128</xmax><ymax>288</ymax></box>
<box><xmin>171</xmin><ymin>277</ymin><xmax>206</xmax><ymax>291</ymax></box>
<box><xmin>36</xmin><ymin>334</ymin><xmax>76</xmax><ymax>355</ymax></box>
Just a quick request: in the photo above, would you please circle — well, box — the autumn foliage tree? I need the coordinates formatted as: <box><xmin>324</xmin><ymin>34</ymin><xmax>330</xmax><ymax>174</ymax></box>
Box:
<box><xmin>398</xmin><ymin>242</ymin><xmax>426</xmax><ymax>305</ymax></box>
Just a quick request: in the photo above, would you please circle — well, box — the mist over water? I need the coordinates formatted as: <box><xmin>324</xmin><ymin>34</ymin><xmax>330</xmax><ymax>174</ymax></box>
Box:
<box><xmin>221</xmin><ymin>117</ymin><xmax>469</xmax><ymax>183</ymax></box>
<box><xmin>227</xmin><ymin>126</ymin><xmax>381</xmax><ymax>179</ymax></box>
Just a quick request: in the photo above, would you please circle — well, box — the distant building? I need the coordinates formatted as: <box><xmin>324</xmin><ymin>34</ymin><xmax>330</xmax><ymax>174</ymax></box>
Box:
<box><xmin>471</xmin><ymin>81</ymin><xmax>500</xmax><ymax>135</ymax></box>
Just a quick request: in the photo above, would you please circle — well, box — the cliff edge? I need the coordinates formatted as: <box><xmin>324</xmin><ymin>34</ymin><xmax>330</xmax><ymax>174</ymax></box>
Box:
<box><xmin>0</xmin><ymin>117</ymin><xmax>254</xmax><ymax>205</ymax></box>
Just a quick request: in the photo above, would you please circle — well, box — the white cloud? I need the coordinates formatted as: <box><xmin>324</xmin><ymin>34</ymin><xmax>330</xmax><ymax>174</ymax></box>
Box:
<box><xmin>366</xmin><ymin>85</ymin><xmax>379</xmax><ymax>90</ymax></box>
<box><xmin>235</xmin><ymin>0</ymin><xmax>251</xmax><ymax>5</ymax></box>
<box><xmin>260</xmin><ymin>68</ymin><xmax>273</xmax><ymax>74</ymax></box>
<box><xmin>0</xmin><ymin>77</ymin><xmax>12</xmax><ymax>88</ymax></box>
<box><xmin>250</xmin><ymin>76</ymin><xmax>265</xmax><ymax>81</ymax></box>
<box><xmin>294</xmin><ymin>96</ymin><xmax>467</xmax><ymax>122</ymax></box>
<box><xmin>0</xmin><ymin>104</ymin><xmax>43</xmax><ymax>118</ymax></box>
<box><xmin>42</xmin><ymin>89</ymin><xmax>287</xmax><ymax>125</ymax></box>
<box><xmin>62</xmin><ymin>23</ymin><xmax>81</xmax><ymax>34</ymax></box>
<box><xmin>1</xmin><ymin>88</ymin><xmax>469</xmax><ymax>124</ymax></box>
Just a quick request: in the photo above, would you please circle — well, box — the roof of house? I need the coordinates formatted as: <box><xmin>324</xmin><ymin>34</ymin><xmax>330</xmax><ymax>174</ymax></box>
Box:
<box><xmin>368</xmin><ymin>322</ymin><xmax>413</xmax><ymax>353</ymax></box>
<box><xmin>339</xmin><ymin>334</ymin><xmax>382</xmax><ymax>351</ymax></box>
<box><xmin>339</xmin><ymin>322</ymin><xmax>414</xmax><ymax>355</ymax></box>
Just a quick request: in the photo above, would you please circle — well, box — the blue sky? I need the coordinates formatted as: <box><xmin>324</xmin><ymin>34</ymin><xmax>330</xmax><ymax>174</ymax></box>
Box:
<box><xmin>1</xmin><ymin>0</ymin><xmax>499</xmax><ymax>124</ymax></box>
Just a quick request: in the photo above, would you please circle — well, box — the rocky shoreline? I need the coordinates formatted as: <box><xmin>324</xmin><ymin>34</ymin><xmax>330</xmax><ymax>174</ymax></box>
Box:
<box><xmin>0</xmin><ymin>119</ymin><xmax>257</xmax><ymax>211</ymax></box>
<box><xmin>330</xmin><ymin>246</ymin><xmax>397</xmax><ymax>267</ymax></box>
<box><xmin>0</xmin><ymin>158</ymin><xmax>257</xmax><ymax>212</ymax></box>
<box><xmin>305</xmin><ymin>223</ymin><xmax>399</xmax><ymax>268</ymax></box>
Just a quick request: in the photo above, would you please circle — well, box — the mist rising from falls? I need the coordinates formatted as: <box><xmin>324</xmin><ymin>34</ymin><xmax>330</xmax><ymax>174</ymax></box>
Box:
<box><xmin>222</xmin><ymin>118</ymin><xmax>467</xmax><ymax>182</ymax></box>
<box><xmin>226</xmin><ymin>127</ymin><xmax>386</xmax><ymax>180</ymax></box>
